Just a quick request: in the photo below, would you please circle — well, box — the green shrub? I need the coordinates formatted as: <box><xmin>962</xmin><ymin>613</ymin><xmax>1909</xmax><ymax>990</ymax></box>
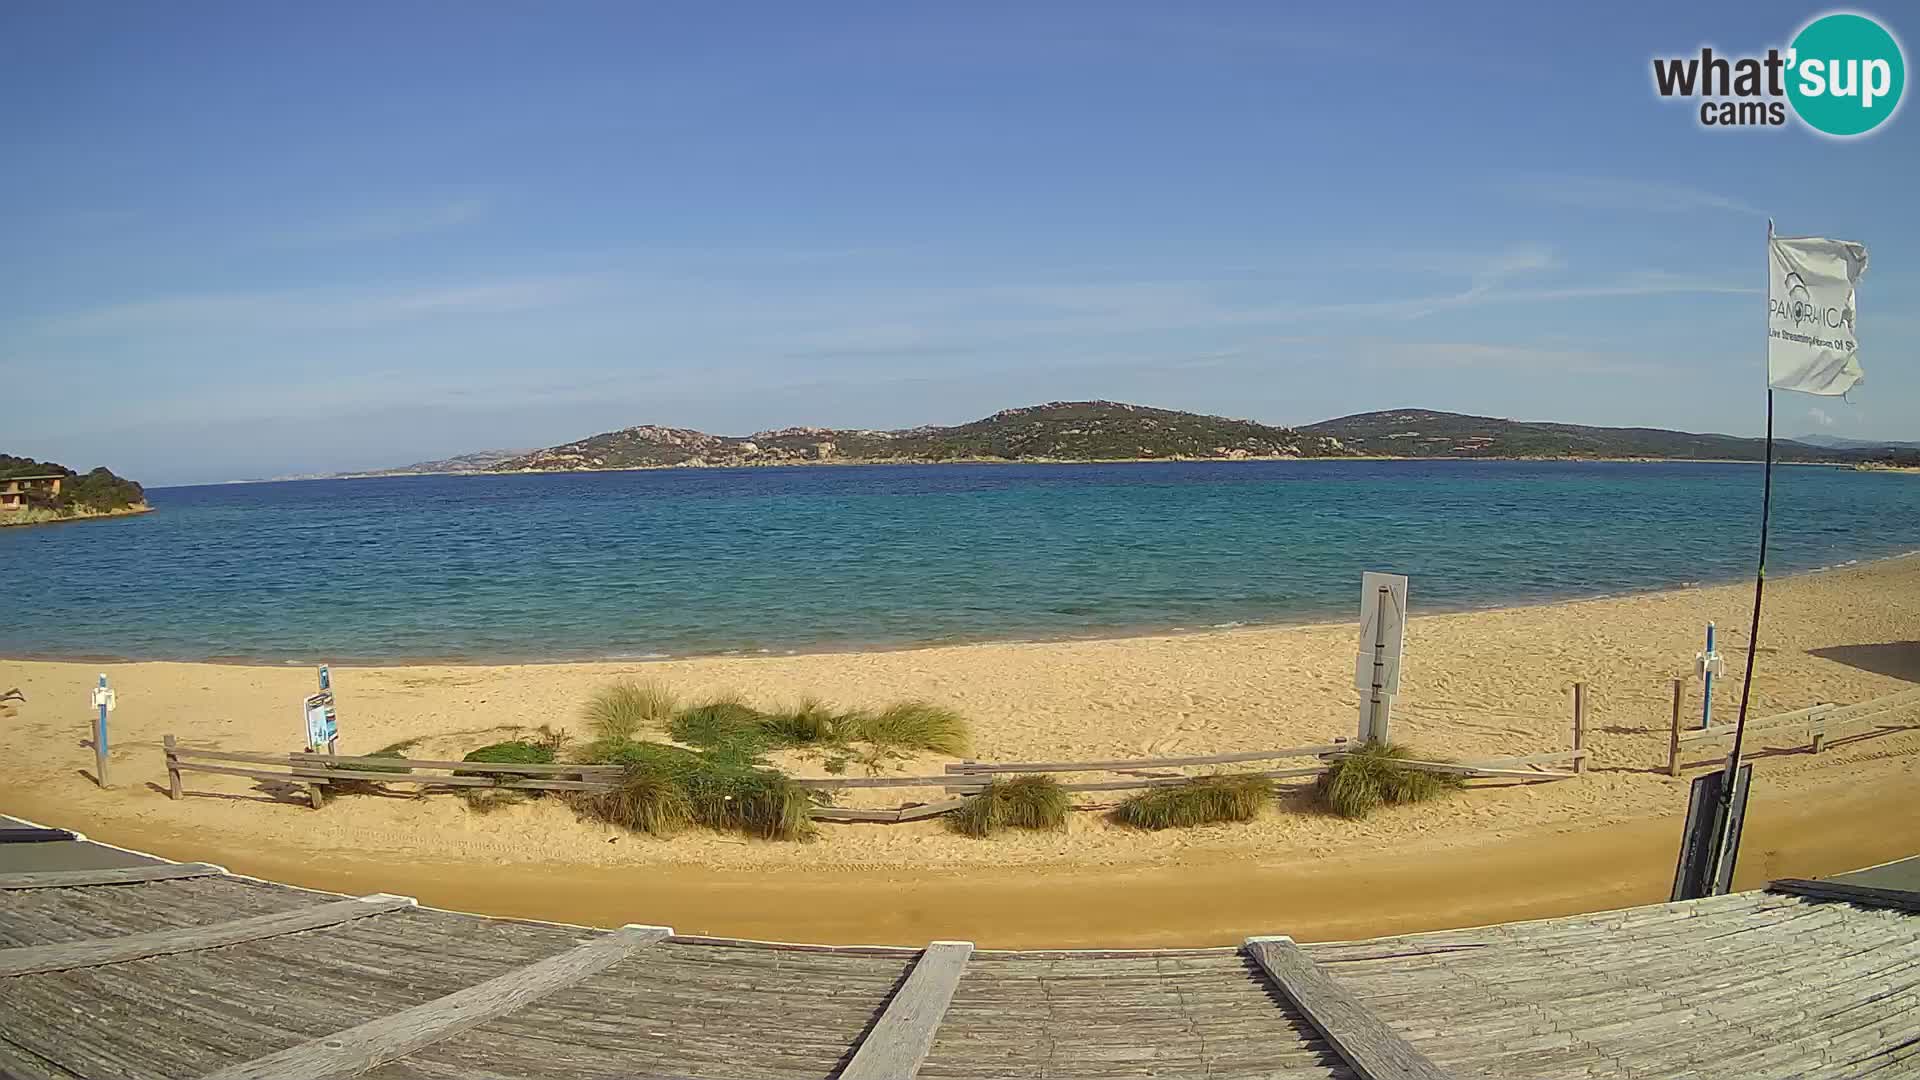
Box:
<box><xmin>823</xmin><ymin>755</ymin><xmax>850</xmax><ymax>775</ymax></box>
<box><xmin>459</xmin><ymin>740</ymin><xmax>555</xmax><ymax>766</ymax></box>
<box><xmin>677</xmin><ymin>762</ymin><xmax>818</xmax><ymax>842</ymax></box>
<box><xmin>757</xmin><ymin>696</ymin><xmax>847</xmax><ymax>745</ymax></box>
<box><xmin>576</xmin><ymin>737</ymin><xmax>704</xmax><ymax>772</ymax></box>
<box><xmin>566</xmin><ymin>737</ymin><xmax>818</xmax><ymax>841</ymax></box>
<box><xmin>453</xmin><ymin>740</ymin><xmax>559</xmax><ymax>809</ymax></box>
<box><xmin>1112</xmin><ymin>775</ymin><xmax>1274</xmax><ymax>830</ymax></box>
<box><xmin>583</xmin><ymin>680</ymin><xmax>677</xmax><ymax>742</ymax></box>
<box><xmin>948</xmin><ymin>775</ymin><xmax>1069</xmax><ymax>837</ymax></box>
<box><xmin>1314</xmin><ymin>741</ymin><xmax>1464</xmax><ymax>820</ymax></box>
<box><xmin>669</xmin><ymin>695</ymin><xmax>774</xmax><ymax>760</ymax></box>
<box><xmin>847</xmin><ymin>701</ymin><xmax>971</xmax><ymax>756</ymax></box>
<box><xmin>572</xmin><ymin>771</ymin><xmax>693</xmax><ymax>837</ymax></box>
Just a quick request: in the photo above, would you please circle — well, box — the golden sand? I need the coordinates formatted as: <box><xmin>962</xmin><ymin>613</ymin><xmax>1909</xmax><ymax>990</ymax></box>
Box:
<box><xmin>3</xmin><ymin>555</ymin><xmax>1915</xmax><ymax>943</ymax></box>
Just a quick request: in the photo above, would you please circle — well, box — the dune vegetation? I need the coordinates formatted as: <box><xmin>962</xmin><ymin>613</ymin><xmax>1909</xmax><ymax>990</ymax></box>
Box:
<box><xmin>1111</xmin><ymin>774</ymin><xmax>1275</xmax><ymax>830</ymax></box>
<box><xmin>947</xmin><ymin>775</ymin><xmax>1070</xmax><ymax>837</ymax></box>
<box><xmin>1313</xmin><ymin>740</ymin><xmax>1464</xmax><ymax>819</ymax></box>
<box><xmin>555</xmin><ymin>680</ymin><xmax>974</xmax><ymax>841</ymax></box>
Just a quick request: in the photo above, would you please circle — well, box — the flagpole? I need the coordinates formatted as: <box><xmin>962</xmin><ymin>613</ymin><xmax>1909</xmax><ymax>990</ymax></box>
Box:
<box><xmin>1714</xmin><ymin>222</ymin><xmax>1779</xmax><ymax>890</ymax></box>
<box><xmin>1727</xmin><ymin>387</ymin><xmax>1773</xmax><ymax>787</ymax></box>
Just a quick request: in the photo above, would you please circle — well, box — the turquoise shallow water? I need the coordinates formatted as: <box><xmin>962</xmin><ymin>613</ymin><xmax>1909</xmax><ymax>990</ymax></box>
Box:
<box><xmin>2</xmin><ymin>460</ymin><xmax>1916</xmax><ymax>663</ymax></box>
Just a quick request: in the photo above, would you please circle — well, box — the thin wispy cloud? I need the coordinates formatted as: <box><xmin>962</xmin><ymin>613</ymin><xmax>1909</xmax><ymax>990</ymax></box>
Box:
<box><xmin>1352</xmin><ymin>340</ymin><xmax>1665</xmax><ymax>377</ymax></box>
<box><xmin>761</xmin><ymin>261</ymin><xmax>1752</xmax><ymax>358</ymax></box>
<box><xmin>31</xmin><ymin>274</ymin><xmax>605</xmax><ymax>337</ymax></box>
<box><xmin>1808</xmin><ymin>406</ymin><xmax>1836</xmax><ymax>427</ymax></box>
<box><xmin>1504</xmin><ymin>175</ymin><xmax>1766</xmax><ymax>217</ymax></box>
<box><xmin>270</xmin><ymin>197</ymin><xmax>491</xmax><ymax>245</ymax></box>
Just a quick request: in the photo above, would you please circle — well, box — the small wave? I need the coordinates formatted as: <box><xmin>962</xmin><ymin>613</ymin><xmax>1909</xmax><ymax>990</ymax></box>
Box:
<box><xmin>1210</xmin><ymin>620</ymin><xmax>1247</xmax><ymax>630</ymax></box>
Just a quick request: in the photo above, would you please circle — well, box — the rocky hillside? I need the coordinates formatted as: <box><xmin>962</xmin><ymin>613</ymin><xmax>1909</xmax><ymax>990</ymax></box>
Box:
<box><xmin>1303</xmin><ymin>409</ymin><xmax>1847</xmax><ymax>462</ymax></box>
<box><xmin>336</xmin><ymin>449</ymin><xmax>534</xmax><ymax>477</ymax></box>
<box><xmin>490</xmin><ymin>401</ymin><xmax>1350</xmax><ymax>471</ymax></box>
<box><xmin>1</xmin><ymin>453</ymin><xmax>148</xmax><ymax>524</ymax></box>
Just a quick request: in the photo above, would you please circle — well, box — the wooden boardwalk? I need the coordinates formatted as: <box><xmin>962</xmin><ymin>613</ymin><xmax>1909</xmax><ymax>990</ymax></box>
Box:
<box><xmin>3</xmin><ymin>823</ymin><xmax>1918</xmax><ymax>1079</ymax></box>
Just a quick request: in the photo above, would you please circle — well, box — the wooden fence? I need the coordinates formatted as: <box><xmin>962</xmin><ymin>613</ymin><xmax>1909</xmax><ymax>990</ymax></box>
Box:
<box><xmin>1663</xmin><ymin>684</ymin><xmax>1920</xmax><ymax>776</ymax></box>
<box><xmin>162</xmin><ymin>738</ymin><xmax>623</xmax><ymax>809</ymax></box>
<box><xmin>165</xmin><ymin>682</ymin><xmax>1593</xmax><ymax>824</ymax></box>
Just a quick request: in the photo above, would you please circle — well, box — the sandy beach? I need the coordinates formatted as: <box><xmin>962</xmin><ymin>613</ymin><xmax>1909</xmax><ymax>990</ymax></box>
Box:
<box><xmin>3</xmin><ymin>555</ymin><xmax>1917</xmax><ymax>944</ymax></box>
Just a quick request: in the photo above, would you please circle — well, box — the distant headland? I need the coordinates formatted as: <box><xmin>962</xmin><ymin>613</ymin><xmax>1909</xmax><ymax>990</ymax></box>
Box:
<box><xmin>250</xmin><ymin>402</ymin><xmax>1919</xmax><ymax>481</ymax></box>
<box><xmin>0</xmin><ymin>455</ymin><xmax>150</xmax><ymax>527</ymax></box>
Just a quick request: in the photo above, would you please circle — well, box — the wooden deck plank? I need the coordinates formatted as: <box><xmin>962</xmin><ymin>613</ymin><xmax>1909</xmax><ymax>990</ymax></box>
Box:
<box><xmin>0</xmin><ymin>862</ymin><xmax>225</xmax><ymax>890</ymax></box>
<box><xmin>0</xmin><ymin>877</ymin><xmax>343</xmax><ymax>949</ymax></box>
<box><xmin>0</xmin><ymin>894</ymin><xmax>413</xmax><ymax>977</ymax></box>
<box><xmin>841</xmin><ymin>940</ymin><xmax>974</xmax><ymax>1080</ymax></box>
<box><xmin>1246</xmin><ymin>937</ymin><xmax>1451</xmax><ymax>1080</ymax></box>
<box><xmin>1769</xmin><ymin>878</ymin><xmax>1920</xmax><ymax>914</ymax></box>
<box><xmin>200</xmin><ymin>924</ymin><xmax>670</xmax><ymax>1080</ymax></box>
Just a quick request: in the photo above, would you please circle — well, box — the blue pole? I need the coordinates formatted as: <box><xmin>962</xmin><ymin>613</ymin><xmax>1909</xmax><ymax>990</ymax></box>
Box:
<box><xmin>1700</xmin><ymin>623</ymin><xmax>1716</xmax><ymax>730</ymax></box>
<box><xmin>94</xmin><ymin>672</ymin><xmax>110</xmax><ymax>787</ymax></box>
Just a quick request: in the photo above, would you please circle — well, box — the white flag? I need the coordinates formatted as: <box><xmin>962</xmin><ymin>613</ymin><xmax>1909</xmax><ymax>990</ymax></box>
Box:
<box><xmin>1768</xmin><ymin>230</ymin><xmax>1868</xmax><ymax>396</ymax></box>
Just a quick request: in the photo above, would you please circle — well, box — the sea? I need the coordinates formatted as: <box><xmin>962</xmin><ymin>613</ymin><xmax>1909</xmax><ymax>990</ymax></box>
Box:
<box><xmin>3</xmin><ymin>460</ymin><xmax>1916</xmax><ymax>664</ymax></box>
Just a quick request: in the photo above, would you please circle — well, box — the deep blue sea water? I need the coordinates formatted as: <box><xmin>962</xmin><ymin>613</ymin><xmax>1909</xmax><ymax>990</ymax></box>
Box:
<box><xmin>3</xmin><ymin>460</ymin><xmax>1917</xmax><ymax>664</ymax></box>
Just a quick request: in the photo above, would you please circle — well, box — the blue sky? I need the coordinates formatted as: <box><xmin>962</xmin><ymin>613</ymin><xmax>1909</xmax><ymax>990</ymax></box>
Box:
<box><xmin>2</xmin><ymin>1</ymin><xmax>1915</xmax><ymax>486</ymax></box>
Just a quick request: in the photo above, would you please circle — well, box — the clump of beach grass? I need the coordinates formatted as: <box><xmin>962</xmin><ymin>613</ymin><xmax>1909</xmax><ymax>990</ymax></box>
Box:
<box><xmin>1314</xmin><ymin>740</ymin><xmax>1464</xmax><ymax>820</ymax></box>
<box><xmin>679</xmin><ymin>762</ymin><xmax>819</xmax><ymax>841</ymax></box>
<box><xmin>666</xmin><ymin>691</ymin><xmax>969</xmax><ymax>760</ymax></box>
<box><xmin>572</xmin><ymin>770</ymin><xmax>693</xmax><ymax>837</ymax></box>
<box><xmin>458</xmin><ymin>739</ymin><xmax>556</xmax><ymax>767</ymax></box>
<box><xmin>454</xmin><ymin>738</ymin><xmax>560</xmax><ymax>811</ymax></box>
<box><xmin>845</xmin><ymin>701</ymin><xmax>971</xmax><ymax>757</ymax></box>
<box><xmin>567</xmin><ymin>735</ymin><xmax>820</xmax><ymax>841</ymax></box>
<box><xmin>757</xmin><ymin>696</ymin><xmax>846</xmax><ymax>745</ymax></box>
<box><xmin>669</xmin><ymin>694</ymin><xmax>775</xmax><ymax>761</ymax></box>
<box><xmin>948</xmin><ymin>775</ymin><xmax>1070</xmax><ymax>837</ymax></box>
<box><xmin>583</xmin><ymin>680</ymin><xmax>678</xmax><ymax>742</ymax></box>
<box><xmin>1112</xmin><ymin>774</ymin><xmax>1274</xmax><ymax>830</ymax></box>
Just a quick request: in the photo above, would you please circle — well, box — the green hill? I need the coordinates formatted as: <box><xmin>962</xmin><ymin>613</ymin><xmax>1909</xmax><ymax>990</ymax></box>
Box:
<box><xmin>490</xmin><ymin>401</ymin><xmax>1350</xmax><ymax>471</ymax></box>
<box><xmin>1301</xmin><ymin>409</ymin><xmax>1847</xmax><ymax>462</ymax></box>
<box><xmin>448</xmin><ymin>402</ymin><xmax>1886</xmax><ymax>476</ymax></box>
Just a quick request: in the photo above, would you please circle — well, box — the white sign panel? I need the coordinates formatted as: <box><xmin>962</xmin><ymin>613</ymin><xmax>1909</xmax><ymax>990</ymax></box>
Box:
<box><xmin>304</xmin><ymin>692</ymin><xmax>337</xmax><ymax>752</ymax></box>
<box><xmin>1768</xmin><ymin>231</ymin><xmax>1868</xmax><ymax>397</ymax></box>
<box><xmin>1354</xmin><ymin>572</ymin><xmax>1409</xmax><ymax>695</ymax></box>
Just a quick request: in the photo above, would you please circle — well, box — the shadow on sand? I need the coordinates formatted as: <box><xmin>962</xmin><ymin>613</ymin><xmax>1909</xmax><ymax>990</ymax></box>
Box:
<box><xmin>1808</xmin><ymin>642</ymin><xmax>1920</xmax><ymax>683</ymax></box>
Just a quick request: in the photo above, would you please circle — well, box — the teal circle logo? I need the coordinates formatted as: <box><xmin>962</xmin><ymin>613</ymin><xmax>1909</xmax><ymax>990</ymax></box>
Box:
<box><xmin>1787</xmin><ymin>13</ymin><xmax>1905</xmax><ymax>136</ymax></box>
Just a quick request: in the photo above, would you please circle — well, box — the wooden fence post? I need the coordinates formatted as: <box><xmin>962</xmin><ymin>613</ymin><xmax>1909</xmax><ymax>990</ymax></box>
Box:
<box><xmin>164</xmin><ymin>735</ymin><xmax>182</xmax><ymax>800</ymax></box>
<box><xmin>1668</xmin><ymin>678</ymin><xmax>1684</xmax><ymax>777</ymax></box>
<box><xmin>302</xmin><ymin>750</ymin><xmax>326</xmax><ymax>810</ymax></box>
<box><xmin>1571</xmin><ymin>681</ymin><xmax>1588</xmax><ymax>774</ymax></box>
<box><xmin>1810</xmin><ymin>706</ymin><xmax>1829</xmax><ymax>754</ymax></box>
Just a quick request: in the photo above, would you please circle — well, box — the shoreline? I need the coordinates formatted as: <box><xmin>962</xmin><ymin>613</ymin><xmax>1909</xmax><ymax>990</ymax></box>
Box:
<box><xmin>189</xmin><ymin>453</ymin><xmax>1872</xmax><ymax>489</ymax></box>
<box><xmin>3</xmin><ymin>552</ymin><xmax>1915</xmax><ymax>943</ymax></box>
<box><xmin>0</xmin><ymin>502</ymin><xmax>152</xmax><ymax>529</ymax></box>
<box><xmin>9</xmin><ymin>548</ymin><xmax>1916</xmax><ymax>669</ymax></box>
